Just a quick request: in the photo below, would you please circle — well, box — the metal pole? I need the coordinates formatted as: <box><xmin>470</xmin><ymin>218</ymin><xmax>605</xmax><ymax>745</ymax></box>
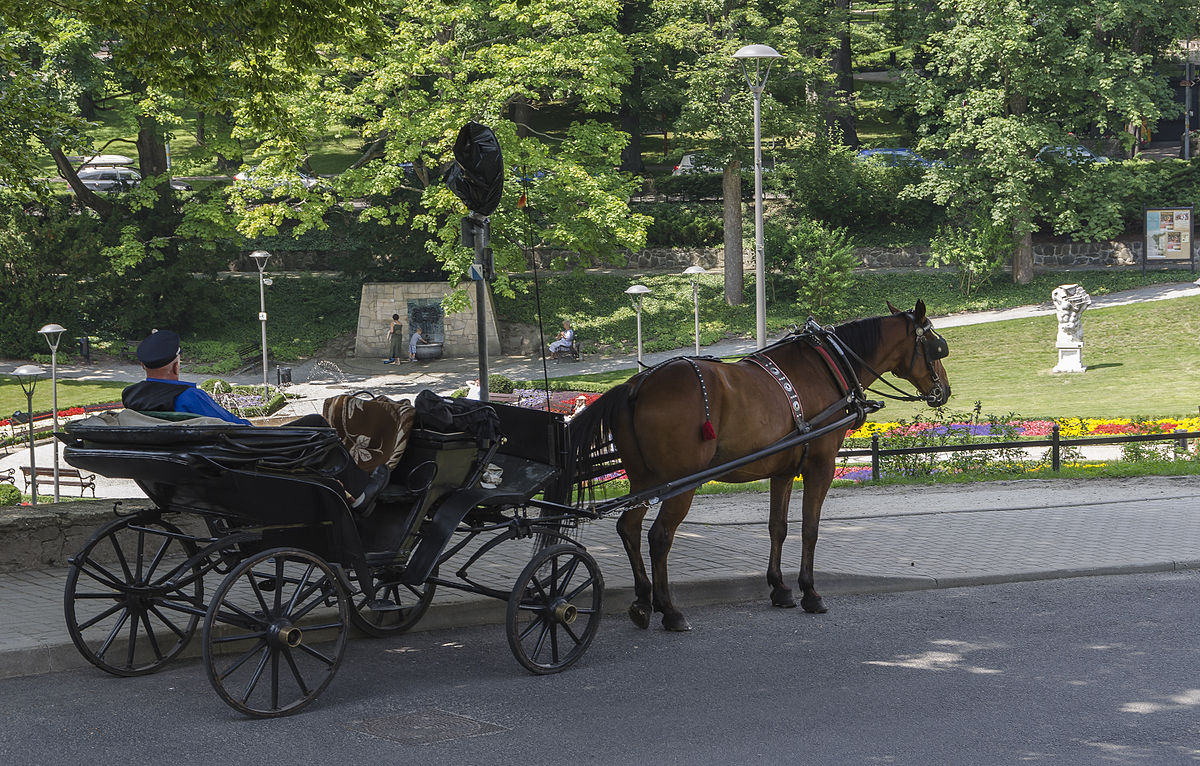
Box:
<box><xmin>693</xmin><ymin>279</ymin><xmax>701</xmax><ymax>357</ymax></box>
<box><xmin>752</xmin><ymin>82</ymin><xmax>766</xmax><ymax>350</ymax></box>
<box><xmin>50</xmin><ymin>347</ymin><xmax>58</xmax><ymax>502</ymax></box>
<box><xmin>636</xmin><ymin>301</ymin><xmax>644</xmax><ymax>365</ymax></box>
<box><xmin>258</xmin><ymin>269</ymin><xmax>268</xmax><ymax>399</ymax></box>
<box><xmin>472</xmin><ymin>213</ymin><xmax>490</xmax><ymax>402</ymax></box>
<box><xmin>26</xmin><ymin>389</ymin><xmax>36</xmax><ymax>507</ymax></box>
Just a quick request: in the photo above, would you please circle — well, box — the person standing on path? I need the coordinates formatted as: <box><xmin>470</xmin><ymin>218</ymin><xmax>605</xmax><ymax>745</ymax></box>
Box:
<box><xmin>385</xmin><ymin>313</ymin><xmax>404</xmax><ymax>364</ymax></box>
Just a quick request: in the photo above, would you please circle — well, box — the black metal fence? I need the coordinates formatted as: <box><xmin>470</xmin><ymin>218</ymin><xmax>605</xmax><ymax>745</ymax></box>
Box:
<box><xmin>838</xmin><ymin>426</ymin><xmax>1200</xmax><ymax>482</ymax></box>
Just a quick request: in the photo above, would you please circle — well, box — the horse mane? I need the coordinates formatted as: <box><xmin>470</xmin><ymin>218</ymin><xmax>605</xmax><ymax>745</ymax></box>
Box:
<box><xmin>830</xmin><ymin>316</ymin><xmax>883</xmax><ymax>374</ymax></box>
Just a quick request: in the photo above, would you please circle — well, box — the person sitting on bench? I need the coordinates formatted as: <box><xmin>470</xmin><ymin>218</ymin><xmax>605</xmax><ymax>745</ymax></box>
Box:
<box><xmin>548</xmin><ymin>319</ymin><xmax>574</xmax><ymax>359</ymax></box>
<box><xmin>122</xmin><ymin>329</ymin><xmax>388</xmax><ymax>511</ymax></box>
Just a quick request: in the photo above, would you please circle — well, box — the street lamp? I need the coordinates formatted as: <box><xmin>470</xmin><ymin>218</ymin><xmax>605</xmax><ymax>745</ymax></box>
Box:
<box><xmin>37</xmin><ymin>323</ymin><xmax>66</xmax><ymax>502</ymax></box>
<box><xmin>683</xmin><ymin>266</ymin><xmax>706</xmax><ymax>356</ymax></box>
<box><xmin>733</xmin><ymin>43</ymin><xmax>783</xmax><ymax>350</ymax></box>
<box><xmin>12</xmin><ymin>365</ymin><xmax>45</xmax><ymax>507</ymax></box>
<box><xmin>249</xmin><ymin>250</ymin><xmax>271</xmax><ymax>401</ymax></box>
<box><xmin>625</xmin><ymin>284</ymin><xmax>652</xmax><ymax>366</ymax></box>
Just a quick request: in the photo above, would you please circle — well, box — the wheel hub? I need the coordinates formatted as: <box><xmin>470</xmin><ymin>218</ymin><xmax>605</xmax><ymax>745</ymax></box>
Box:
<box><xmin>551</xmin><ymin>598</ymin><xmax>578</xmax><ymax>625</ymax></box>
<box><xmin>269</xmin><ymin>621</ymin><xmax>303</xmax><ymax>648</ymax></box>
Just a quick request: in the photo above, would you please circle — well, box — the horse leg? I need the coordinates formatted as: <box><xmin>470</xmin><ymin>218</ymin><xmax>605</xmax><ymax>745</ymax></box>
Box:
<box><xmin>798</xmin><ymin>453</ymin><xmax>835</xmax><ymax>614</ymax></box>
<box><xmin>647</xmin><ymin>491</ymin><xmax>696</xmax><ymax>632</ymax></box>
<box><xmin>616</xmin><ymin>502</ymin><xmax>654</xmax><ymax>629</ymax></box>
<box><xmin>767</xmin><ymin>475</ymin><xmax>797</xmax><ymax>608</ymax></box>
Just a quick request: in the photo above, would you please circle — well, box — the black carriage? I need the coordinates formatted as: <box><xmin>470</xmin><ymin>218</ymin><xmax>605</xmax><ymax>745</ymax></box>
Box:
<box><xmin>59</xmin><ymin>397</ymin><xmax>603</xmax><ymax>717</ymax></box>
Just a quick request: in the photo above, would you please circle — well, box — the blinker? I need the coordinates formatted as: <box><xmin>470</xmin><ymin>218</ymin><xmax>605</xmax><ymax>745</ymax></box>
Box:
<box><xmin>926</xmin><ymin>330</ymin><xmax>949</xmax><ymax>361</ymax></box>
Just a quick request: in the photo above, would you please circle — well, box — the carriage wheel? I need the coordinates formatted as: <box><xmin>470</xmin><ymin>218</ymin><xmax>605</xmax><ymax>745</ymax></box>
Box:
<box><xmin>506</xmin><ymin>544</ymin><xmax>603</xmax><ymax>675</ymax></box>
<box><xmin>347</xmin><ymin>566</ymin><xmax>437</xmax><ymax>637</ymax></box>
<box><xmin>202</xmin><ymin>548</ymin><xmax>348</xmax><ymax>718</ymax></box>
<box><xmin>64</xmin><ymin>514</ymin><xmax>204</xmax><ymax>677</ymax></box>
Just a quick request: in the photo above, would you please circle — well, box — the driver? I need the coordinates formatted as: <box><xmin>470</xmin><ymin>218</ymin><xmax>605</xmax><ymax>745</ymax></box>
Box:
<box><xmin>122</xmin><ymin>329</ymin><xmax>389</xmax><ymax>511</ymax></box>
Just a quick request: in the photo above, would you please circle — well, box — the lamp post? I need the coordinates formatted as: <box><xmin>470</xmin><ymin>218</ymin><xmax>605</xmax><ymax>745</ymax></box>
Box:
<box><xmin>37</xmin><ymin>323</ymin><xmax>66</xmax><ymax>502</ymax></box>
<box><xmin>683</xmin><ymin>266</ymin><xmax>706</xmax><ymax>356</ymax></box>
<box><xmin>249</xmin><ymin>250</ymin><xmax>271</xmax><ymax>401</ymax></box>
<box><xmin>12</xmin><ymin>365</ymin><xmax>45</xmax><ymax>507</ymax></box>
<box><xmin>733</xmin><ymin>43</ymin><xmax>783</xmax><ymax>350</ymax></box>
<box><xmin>625</xmin><ymin>284</ymin><xmax>651</xmax><ymax>366</ymax></box>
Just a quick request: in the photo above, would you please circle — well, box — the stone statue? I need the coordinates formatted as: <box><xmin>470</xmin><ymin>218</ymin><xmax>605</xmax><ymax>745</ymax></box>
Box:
<box><xmin>1052</xmin><ymin>284</ymin><xmax>1091</xmax><ymax>346</ymax></box>
<box><xmin>1051</xmin><ymin>284</ymin><xmax>1091</xmax><ymax>373</ymax></box>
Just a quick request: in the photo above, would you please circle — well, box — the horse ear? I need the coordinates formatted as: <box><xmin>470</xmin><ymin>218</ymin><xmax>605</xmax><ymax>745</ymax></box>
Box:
<box><xmin>887</xmin><ymin>300</ymin><xmax>901</xmax><ymax>315</ymax></box>
<box><xmin>913</xmin><ymin>299</ymin><xmax>927</xmax><ymax>322</ymax></box>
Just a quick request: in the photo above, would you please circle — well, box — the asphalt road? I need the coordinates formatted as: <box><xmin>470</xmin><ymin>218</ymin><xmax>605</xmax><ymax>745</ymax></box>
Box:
<box><xmin>3</xmin><ymin>570</ymin><xmax>1197</xmax><ymax>765</ymax></box>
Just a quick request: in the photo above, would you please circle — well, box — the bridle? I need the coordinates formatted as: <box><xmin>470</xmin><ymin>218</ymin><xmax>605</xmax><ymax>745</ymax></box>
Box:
<box><xmin>826</xmin><ymin>313</ymin><xmax>949</xmax><ymax>406</ymax></box>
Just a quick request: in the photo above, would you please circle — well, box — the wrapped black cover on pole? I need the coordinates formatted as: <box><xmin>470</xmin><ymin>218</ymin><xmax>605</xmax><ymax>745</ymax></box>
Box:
<box><xmin>444</xmin><ymin>121</ymin><xmax>504</xmax><ymax>215</ymax></box>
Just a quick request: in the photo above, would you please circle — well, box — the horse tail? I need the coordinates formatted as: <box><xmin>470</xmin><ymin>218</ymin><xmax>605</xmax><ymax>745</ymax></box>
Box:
<box><xmin>567</xmin><ymin>382</ymin><xmax>639</xmax><ymax>489</ymax></box>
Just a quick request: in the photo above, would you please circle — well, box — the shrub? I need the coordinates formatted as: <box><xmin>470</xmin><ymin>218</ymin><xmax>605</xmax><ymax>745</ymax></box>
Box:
<box><xmin>488</xmin><ymin>374</ymin><xmax>516</xmax><ymax>394</ymax></box>
<box><xmin>201</xmin><ymin>378</ymin><xmax>233</xmax><ymax>395</ymax></box>
<box><xmin>637</xmin><ymin>202</ymin><xmax>723</xmax><ymax>247</ymax></box>
<box><xmin>766</xmin><ymin>217</ymin><xmax>859</xmax><ymax>315</ymax></box>
<box><xmin>926</xmin><ymin>214</ymin><xmax>1010</xmax><ymax>296</ymax></box>
<box><xmin>0</xmin><ymin>484</ymin><xmax>20</xmax><ymax>506</ymax></box>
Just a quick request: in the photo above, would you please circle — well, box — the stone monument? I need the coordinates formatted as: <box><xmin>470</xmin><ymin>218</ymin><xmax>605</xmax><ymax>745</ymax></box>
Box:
<box><xmin>1051</xmin><ymin>283</ymin><xmax>1091</xmax><ymax>373</ymax></box>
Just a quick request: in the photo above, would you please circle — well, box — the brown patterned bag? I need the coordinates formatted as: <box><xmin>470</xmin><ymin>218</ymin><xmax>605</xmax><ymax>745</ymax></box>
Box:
<box><xmin>321</xmin><ymin>394</ymin><xmax>415</xmax><ymax>473</ymax></box>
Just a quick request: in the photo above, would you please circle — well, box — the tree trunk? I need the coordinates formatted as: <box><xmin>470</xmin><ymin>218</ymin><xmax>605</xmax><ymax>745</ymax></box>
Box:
<box><xmin>1012</xmin><ymin>226</ymin><xmax>1033</xmax><ymax>284</ymax></box>
<box><xmin>618</xmin><ymin>68</ymin><xmax>646</xmax><ymax>174</ymax></box>
<box><xmin>723</xmin><ymin>161</ymin><xmax>744</xmax><ymax>305</ymax></box>
<box><xmin>47</xmin><ymin>145</ymin><xmax>112</xmax><ymax>216</ymax></box>
<box><xmin>827</xmin><ymin>0</ymin><xmax>859</xmax><ymax>147</ymax></box>
<box><xmin>136</xmin><ymin>115</ymin><xmax>169</xmax><ymax>178</ymax></box>
<box><xmin>511</xmin><ymin>97</ymin><xmax>531</xmax><ymax>139</ymax></box>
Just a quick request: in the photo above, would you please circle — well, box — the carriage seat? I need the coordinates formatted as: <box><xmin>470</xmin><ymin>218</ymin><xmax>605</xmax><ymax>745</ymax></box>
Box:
<box><xmin>321</xmin><ymin>394</ymin><xmax>415</xmax><ymax>474</ymax></box>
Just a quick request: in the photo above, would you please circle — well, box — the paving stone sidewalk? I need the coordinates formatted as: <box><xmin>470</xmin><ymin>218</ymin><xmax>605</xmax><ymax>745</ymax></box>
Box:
<box><xmin>3</xmin><ymin>482</ymin><xmax>1197</xmax><ymax>681</ymax></box>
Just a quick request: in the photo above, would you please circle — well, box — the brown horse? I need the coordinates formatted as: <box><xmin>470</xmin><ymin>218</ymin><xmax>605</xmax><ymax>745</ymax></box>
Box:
<box><xmin>568</xmin><ymin>301</ymin><xmax>950</xmax><ymax>631</ymax></box>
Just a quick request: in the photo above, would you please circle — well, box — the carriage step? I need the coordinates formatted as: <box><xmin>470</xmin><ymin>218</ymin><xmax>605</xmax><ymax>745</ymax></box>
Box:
<box><xmin>364</xmin><ymin>599</ymin><xmax>405</xmax><ymax>612</ymax></box>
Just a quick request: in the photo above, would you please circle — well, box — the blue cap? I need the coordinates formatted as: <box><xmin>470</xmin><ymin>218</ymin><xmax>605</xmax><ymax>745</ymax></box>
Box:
<box><xmin>136</xmin><ymin>330</ymin><xmax>181</xmax><ymax>368</ymax></box>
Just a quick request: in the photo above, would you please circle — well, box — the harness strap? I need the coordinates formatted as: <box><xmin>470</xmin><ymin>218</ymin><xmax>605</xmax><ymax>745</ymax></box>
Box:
<box><xmin>746</xmin><ymin>355</ymin><xmax>808</xmax><ymax>433</ymax></box>
<box><xmin>682</xmin><ymin>358</ymin><xmax>717</xmax><ymax>440</ymax></box>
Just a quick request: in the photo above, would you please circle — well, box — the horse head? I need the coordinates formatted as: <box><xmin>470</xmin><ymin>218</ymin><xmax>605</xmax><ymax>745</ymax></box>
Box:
<box><xmin>884</xmin><ymin>299</ymin><xmax>951</xmax><ymax>407</ymax></box>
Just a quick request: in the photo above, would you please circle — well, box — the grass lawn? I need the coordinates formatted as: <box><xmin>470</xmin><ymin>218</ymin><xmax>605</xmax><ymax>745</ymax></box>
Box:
<box><xmin>0</xmin><ymin>379</ymin><xmax>127</xmax><ymax>422</ymax></box>
<box><xmin>534</xmin><ymin>295</ymin><xmax>1200</xmax><ymax>423</ymax></box>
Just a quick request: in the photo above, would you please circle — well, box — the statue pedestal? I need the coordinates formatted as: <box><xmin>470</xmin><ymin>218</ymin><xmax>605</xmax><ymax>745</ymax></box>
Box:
<box><xmin>1053</xmin><ymin>344</ymin><xmax>1086</xmax><ymax>373</ymax></box>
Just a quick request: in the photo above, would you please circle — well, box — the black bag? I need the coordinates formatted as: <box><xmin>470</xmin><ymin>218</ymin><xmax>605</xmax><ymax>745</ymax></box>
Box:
<box><xmin>443</xmin><ymin>121</ymin><xmax>504</xmax><ymax>216</ymax></box>
<box><xmin>414</xmin><ymin>389</ymin><xmax>501</xmax><ymax>443</ymax></box>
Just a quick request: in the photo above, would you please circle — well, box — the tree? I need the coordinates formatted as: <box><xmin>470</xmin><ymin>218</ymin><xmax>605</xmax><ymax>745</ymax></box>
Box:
<box><xmin>903</xmin><ymin>0</ymin><xmax>1195</xmax><ymax>284</ymax></box>
<box><xmin>653</xmin><ymin>0</ymin><xmax>835</xmax><ymax>305</ymax></box>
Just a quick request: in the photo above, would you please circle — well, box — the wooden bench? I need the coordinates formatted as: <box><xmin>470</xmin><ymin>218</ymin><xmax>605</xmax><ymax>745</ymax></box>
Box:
<box><xmin>0</xmin><ymin>468</ymin><xmax>13</xmax><ymax>485</ymax></box>
<box><xmin>20</xmin><ymin>466</ymin><xmax>97</xmax><ymax>497</ymax></box>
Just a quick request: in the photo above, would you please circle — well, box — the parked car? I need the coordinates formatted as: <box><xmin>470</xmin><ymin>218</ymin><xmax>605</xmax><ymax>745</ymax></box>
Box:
<box><xmin>672</xmin><ymin>154</ymin><xmax>721</xmax><ymax>175</ymax></box>
<box><xmin>76</xmin><ymin>167</ymin><xmax>192</xmax><ymax>192</ymax></box>
<box><xmin>855</xmin><ymin>148</ymin><xmax>933</xmax><ymax>168</ymax></box>
<box><xmin>1037</xmin><ymin>144</ymin><xmax>1110</xmax><ymax>164</ymax></box>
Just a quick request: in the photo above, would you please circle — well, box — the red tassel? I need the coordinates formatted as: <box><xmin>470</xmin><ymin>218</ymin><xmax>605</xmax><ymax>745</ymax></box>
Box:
<box><xmin>701</xmin><ymin>420</ymin><xmax>716</xmax><ymax>440</ymax></box>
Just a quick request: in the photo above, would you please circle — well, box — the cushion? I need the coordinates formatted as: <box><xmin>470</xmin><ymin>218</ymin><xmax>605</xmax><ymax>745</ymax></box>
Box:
<box><xmin>322</xmin><ymin>394</ymin><xmax>415</xmax><ymax>473</ymax></box>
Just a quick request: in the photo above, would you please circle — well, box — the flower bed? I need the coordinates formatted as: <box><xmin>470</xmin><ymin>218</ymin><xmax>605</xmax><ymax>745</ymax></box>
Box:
<box><xmin>848</xmin><ymin>416</ymin><xmax>1200</xmax><ymax>440</ymax></box>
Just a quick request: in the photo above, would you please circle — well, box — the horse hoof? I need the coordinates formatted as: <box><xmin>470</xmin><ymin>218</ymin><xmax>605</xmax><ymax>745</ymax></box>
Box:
<box><xmin>771</xmin><ymin>586</ymin><xmax>797</xmax><ymax>608</ymax></box>
<box><xmin>662</xmin><ymin>613</ymin><xmax>692</xmax><ymax>632</ymax></box>
<box><xmin>628</xmin><ymin>602</ymin><xmax>651</xmax><ymax>630</ymax></box>
<box><xmin>801</xmin><ymin>594</ymin><xmax>828</xmax><ymax>614</ymax></box>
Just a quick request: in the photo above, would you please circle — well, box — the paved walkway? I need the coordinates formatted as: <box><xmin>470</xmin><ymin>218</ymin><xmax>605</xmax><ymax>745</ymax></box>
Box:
<box><xmin>2</xmin><ymin>281</ymin><xmax>1199</xmax><ymax>679</ymax></box>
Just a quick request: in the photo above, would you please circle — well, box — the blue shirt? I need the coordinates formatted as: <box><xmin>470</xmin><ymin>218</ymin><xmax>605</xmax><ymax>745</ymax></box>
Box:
<box><xmin>146</xmin><ymin>378</ymin><xmax>252</xmax><ymax>425</ymax></box>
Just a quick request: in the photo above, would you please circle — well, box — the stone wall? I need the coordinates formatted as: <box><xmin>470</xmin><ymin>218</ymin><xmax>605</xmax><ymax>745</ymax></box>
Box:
<box><xmin>354</xmin><ymin>282</ymin><xmax>502</xmax><ymax>359</ymax></box>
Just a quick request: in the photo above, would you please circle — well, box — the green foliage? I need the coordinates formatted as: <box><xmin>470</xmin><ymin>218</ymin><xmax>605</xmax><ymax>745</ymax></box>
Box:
<box><xmin>0</xmin><ymin>484</ymin><xmax>20</xmax><ymax>506</ymax></box>
<box><xmin>765</xmin><ymin>216</ymin><xmax>859</xmax><ymax>314</ymax></box>
<box><xmin>200</xmin><ymin>379</ymin><xmax>233</xmax><ymax>395</ymax></box>
<box><xmin>869</xmin><ymin>402</ymin><xmax>1030</xmax><ymax>480</ymax></box>
<box><xmin>927</xmin><ymin>214</ymin><xmax>1010</xmax><ymax>295</ymax></box>
<box><xmin>638</xmin><ymin>202</ymin><xmax>723</xmax><ymax>247</ymax></box>
<box><xmin>649</xmin><ymin>173</ymin><xmax>724</xmax><ymax>202</ymax></box>
<box><xmin>488</xmin><ymin>375</ymin><xmax>516</xmax><ymax>394</ymax></box>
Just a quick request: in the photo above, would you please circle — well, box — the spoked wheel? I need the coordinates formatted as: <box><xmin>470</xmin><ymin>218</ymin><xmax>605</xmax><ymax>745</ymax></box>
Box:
<box><xmin>64</xmin><ymin>513</ymin><xmax>204</xmax><ymax>676</ymax></box>
<box><xmin>348</xmin><ymin>566</ymin><xmax>436</xmax><ymax>637</ymax></box>
<box><xmin>506</xmin><ymin>543</ymin><xmax>603</xmax><ymax>675</ymax></box>
<box><xmin>202</xmin><ymin>548</ymin><xmax>348</xmax><ymax>718</ymax></box>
